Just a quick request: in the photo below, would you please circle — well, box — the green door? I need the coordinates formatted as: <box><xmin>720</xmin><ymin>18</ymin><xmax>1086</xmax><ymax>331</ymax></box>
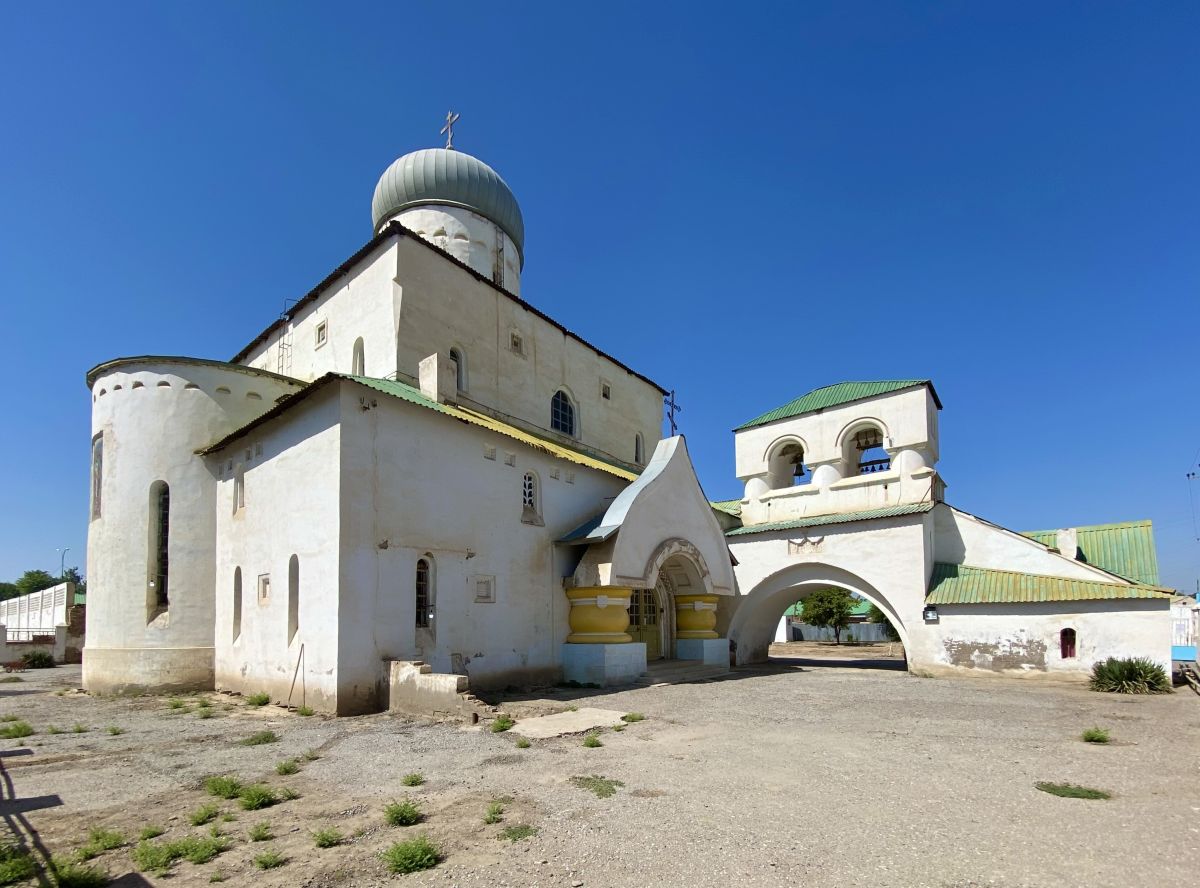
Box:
<box><xmin>628</xmin><ymin>589</ymin><xmax>662</xmax><ymax>659</ymax></box>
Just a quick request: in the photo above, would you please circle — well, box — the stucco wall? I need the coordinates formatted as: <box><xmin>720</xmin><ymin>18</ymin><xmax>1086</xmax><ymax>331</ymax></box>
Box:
<box><xmin>336</xmin><ymin>382</ymin><xmax>627</xmax><ymax>709</ymax></box>
<box><xmin>211</xmin><ymin>386</ymin><xmax>343</xmax><ymax>712</ymax></box>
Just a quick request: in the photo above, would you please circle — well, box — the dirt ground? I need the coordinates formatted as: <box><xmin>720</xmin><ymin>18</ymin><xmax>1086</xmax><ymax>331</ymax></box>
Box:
<box><xmin>1</xmin><ymin>660</ymin><xmax>1197</xmax><ymax>888</ymax></box>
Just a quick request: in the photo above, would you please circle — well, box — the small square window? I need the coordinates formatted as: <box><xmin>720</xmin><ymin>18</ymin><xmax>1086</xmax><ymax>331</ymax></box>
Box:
<box><xmin>315</xmin><ymin>321</ymin><xmax>329</xmax><ymax>348</ymax></box>
<box><xmin>257</xmin><ymin>574</ymin><xmax>271</xmax><ymax>604</ymax></box>
<box><xmin>601</xmin><ymin>382</ymin><xmax>612</xmax><ymax>400</ymax></box>
<box><xmin>510</xmin><ymin>332</ymin><xmax>523</xmax><ymax>354</ymax></box>
<box><xmin>474</xmin><ymin>575</ymin><xmax>496</xmax><ymax>604</ymax></box>
<box><xmin>483</xmin><ymin>445</ymin><xmax>497</xmax><ymax>461</ymax></box>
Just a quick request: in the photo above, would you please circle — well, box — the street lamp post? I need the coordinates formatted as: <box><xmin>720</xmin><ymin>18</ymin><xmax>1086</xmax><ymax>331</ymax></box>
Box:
<box><xmin>56</xmin><ymin>547</ymin><xmax>70</xmax><ymax>580</ymax></box>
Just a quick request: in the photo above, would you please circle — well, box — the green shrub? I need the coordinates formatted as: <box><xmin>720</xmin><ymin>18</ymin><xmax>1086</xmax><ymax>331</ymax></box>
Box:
<box><xmin>167</xmin><ymin>698</ymin><xmax>186</xmax><ymax>710</ymax></box>
<box><xmin>0</xmin><ymin>677</ymin><xmax>22</xmax><ymax>684</ymax></box>
<box><xmin>515</xmin><ymin>737</ymin><xmax>531</xmax><ymax>749</ymax></box>
<box><xmin>296</xmin><ymin>706</ymin><xmax>314</xmax><ymax>717</ymax></box>
<box><xmin>0</xmin><ymin>844</ymin><xmax>37</xmax><ymax>883</ymax></box>
<box><xmin>204</xmin><ymin>776</ymin><xmax>243</xmax><ymax>799</ymax></box>
<box><xmin>51</xmin><ymin>857</ymin><xmax>109</xmax><ymax>887</ymax></box>
<box><xmin>620</xmin><ymin>712</ymin><xmax>645</xmax><ymax>723</ymax></box>
<box><xmin>381</xmin><ymin>836</ymin><xmax>440</xmax><ymax>874</ymax></box>
<box><xmin>254</xmin><ymin>851</ymin><xmax>285</xmax><ymax>870</ymax></box>
<box><xmin>71</xmin><ymin>724</ymin><xmax>89</xmax><ymax>734</ymax></box>
<box><xmin>238</xmin><ymin>785</ymin><xmax>278</xmax><ymax>811</ymax></box>
<box><xmin>177</xmin><ymin>836</ymin><xmax>229</xmax><ymax>865</ymax></box>
<box><xmin>278</xmin><ymin>786</ymin><xmax>300</xmax><ymax>801</ymax></box>
<box><xmin>195</xmin><ymin>709</ymin><xmax>214</xmax><ymax>719</ymax></box>
<box><xmin>582</xmin><ymin>733</ymin><xmax>602</xmax><ymax>748</ymax></box>
<box><xmin>483</xmin><ymin>801</ymin><xmax>504</xmax><ymax>824</ymax></box>
<box><xmin>490</xmin><ymin>715</ymin><xmax>515</xmax><ymax>733</ymax></box>
<box><xmin>189</xmin><ymin>804</ymin><xmax>220</xmax><ymax>826</ymax></box>
<box><xmin>1035</xmin><ymin>781</ymin><xmax>1111</xmax><ymax>800</ymax></box>
<box><xmin>246</xmin><ymin>693</ymin><xmax>270</xmax><ymax>707</ymax></box>
<box><xmin>0</xmin><ymin>720</ymin><xmax>34</xmax><ymax>739</ymax></box>
<box><xmin>77</xmin><ymin>827</ymin><xmax>125</xmax><ymax>859</ymax></box>
<box><xmin>20</xmin><ymin>651</ymin><xmax>54</xmax><ymax>669</ymax></box>
<box><xmin>312</xmin><ymin>828</ymin><xmax>343</xmax><ymax>848</ymax></box>
<box><xmin>569</xmin><ymin>775</ymin><xmax>623</xmax><ymax>798</ymax></box>
<box><xmin>138</xmin><ymin>826</ymin><xmax>164</xmax><ymax>841</ymax></box>
<box><xmin>275</xmin><ymin>759</ymin><xmax>299</xmax><ymax>776</ymax></box>
<box><xmin>131</xmin><ymin>840</ymin><xmax>175</xmax><ymax>875</ymax></box>
<box><xmin>105</xmin><ymin>727</ymin><xmax>124</xmax><ymax>736</ymax></box>
<box><xmin>47</xmin><ymin>725</ymin><xmax>64</xmax><ymax>735</ymax></box>
<box><xmin>499</xmin><ymin>824</ymin><xmax>537</xmax><ymax>842</ymax></box>
<box><xmin>383</xmin><ymin>799</ymin><xmax>422</xmax><ymax>827</ymax></box>
<box><xmin>239</xmin><ymin>730</ymin><xmax>278</xmax><ymax>746</ymax></box>
<box><xmin>1081</xmin><ymin>727</ymin><xmax>1111</xmax><ymax>744</ymax></box>
<box><xmin>301</xmin><ymin>748</ymin><xmax>320</xmax><ymax>761</ymax></box>
<box><xmin>401</xmin><ymin>772</ymin><xmax>424</xmax><ymax>787</ymax></box>
<box><xmin>1089</xmin><ymin>657</ymin><xmax>1171</xmax><ymax>694</ymax></box>
<box><xmin>0</xmin><ymin>714</ymin><xmax>19</xmax><ymax>722</ymax></box>
<box><xmin>248</xmin><ymin>822</ymin><xmax>272</xmax><ymax>842</ymax></box>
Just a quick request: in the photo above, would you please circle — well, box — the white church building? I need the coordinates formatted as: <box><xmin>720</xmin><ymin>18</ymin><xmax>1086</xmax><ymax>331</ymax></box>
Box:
<box><xmin>83</xmin><ymin>141</ymin><xmax>1173</xmax><ymax>714</ymax></box>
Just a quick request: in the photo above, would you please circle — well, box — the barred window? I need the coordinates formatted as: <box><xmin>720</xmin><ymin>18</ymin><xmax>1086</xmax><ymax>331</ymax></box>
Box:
<box><xmin>415</xmin><ymin>557</ymin><xmax>433</xmax><ymax>629</ymax></box>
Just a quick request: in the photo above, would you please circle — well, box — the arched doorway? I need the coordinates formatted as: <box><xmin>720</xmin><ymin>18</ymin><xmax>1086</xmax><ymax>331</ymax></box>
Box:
<box><xmin>728</xmin><ymin>562</ymin><xmax>910</xmax><ymax>667</ymax></box>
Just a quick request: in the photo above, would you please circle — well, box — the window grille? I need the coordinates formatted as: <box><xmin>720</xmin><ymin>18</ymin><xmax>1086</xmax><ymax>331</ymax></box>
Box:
<box><xmin>551</xmin><ymin>391</ymin><xmax>575</xmax><ymax>436</ymax></box>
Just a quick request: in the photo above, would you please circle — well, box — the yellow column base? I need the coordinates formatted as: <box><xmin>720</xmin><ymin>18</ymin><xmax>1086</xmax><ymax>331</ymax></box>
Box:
<box><xmin>565</xmin><ymin>587</ymin><xmax>633</xmax><ymax>644</ymax></box>
<box><xmin>675</xmin><ymin>593</ymin><xmax>719</xmax><ymax>640</ymax></box>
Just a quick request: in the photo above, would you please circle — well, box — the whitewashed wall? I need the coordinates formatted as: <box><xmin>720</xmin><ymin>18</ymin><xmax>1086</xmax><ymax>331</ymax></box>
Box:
<box><xmin>0</xmin><ymin>583</ymin><xmax>71</xmax><ymax>640</ymax></box>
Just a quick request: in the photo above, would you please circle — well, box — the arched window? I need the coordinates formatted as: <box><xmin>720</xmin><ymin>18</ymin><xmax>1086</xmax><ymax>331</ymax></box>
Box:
<box><xmin>1060</xmin><ymin>627</ymin><xmax>1076</xmax><ymax>659</ymax></box>
<box><xmin>148</xmin><ymin>481</ymin><xmax>170</xmax><ymax>612</ymax></box>
<box><xmin>90</xmin><ymin>433</ymin><xmax>103</xmax><ymax>519</ymax></box>
<box><xmin>352</xmin><ymin>337</ymin><xmax>365</xmax><ymax>376</ymax></box>
<box><xmin>550</xmin><ymin>390</ymin><xmax>576</xmax><ymax>437</ymax></box>
<box><xmin>852</xmin><ymin>427</ymin><xmax>890</xmax><ymax>474</ymax></box>
<box><xmin>635</xmin><ymin>433</ymin><xmax>644</xmax><ymax>465</ymax></box>
<box><xmin>449</xmin><ymin>347</ymin><xmax>466</xmax><ymax>392</ymax></box>
<box><xmin>767</xmin><ymin>441</ymin><xmax>809</xmax><ymax>489</ymax></box>
<box><xmin>521</xmin><ymin>472</ymin><xmax>543</xmax><ymax>525</ymax></box>
<box><xmin>415</xmin><ymin>557</ymin><xmax>434</xmax><ymax>629</ymax></box>
<box><xmin>233</xmin><ymin>466</ymin><xmax>245</xmax><ymax>513</ymax></box>
<box><xmin>287</xmin><ymin>555</ymin><xmax>299</xmax><ymax>644</ymax></box>
<box><xmin>232</xmin><ymin>567</ymin><xmax>242</xmax><ymax>642</ymax></box>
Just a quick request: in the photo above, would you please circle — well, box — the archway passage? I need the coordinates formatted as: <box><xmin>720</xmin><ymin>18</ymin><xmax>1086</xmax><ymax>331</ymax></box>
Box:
<box><xmin>767</xmin><ymin>585</ymin><xmax>906</xmax><ymax>671</ymax></box>
<box><xmin>728</xmin><ymin>563</ymin><xmax>910</xmax><ymax>671</ymax></box>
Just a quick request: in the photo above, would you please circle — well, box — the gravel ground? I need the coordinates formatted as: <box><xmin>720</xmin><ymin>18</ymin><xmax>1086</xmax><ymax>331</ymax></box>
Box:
<box><xmin>0</xmin><ymin>661</ymin><xmax>1196</xmax><ymax>887</ymax></box>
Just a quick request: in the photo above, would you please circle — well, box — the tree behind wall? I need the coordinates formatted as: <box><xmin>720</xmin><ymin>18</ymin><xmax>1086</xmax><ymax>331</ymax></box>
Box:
<box><xmin>799</xmin><ymin>588</ymin><xmax>857</xmax><ymax>644</ymax></box>
<box><xmin>867</xmin><ymin>603</ymin><xmax>901</xmax><ymax>642</ymax></box>
<box><xmin>14</xmin><ymin>570</ymin><xmax>57</xmax><ymax>598</ymax></box>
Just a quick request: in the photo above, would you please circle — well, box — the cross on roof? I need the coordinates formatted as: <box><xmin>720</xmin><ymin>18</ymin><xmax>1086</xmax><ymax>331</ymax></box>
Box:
<box><xmin>440</xmin><ymin>110</ymin><xmax>460</xmax><ymax>150</ymax></box>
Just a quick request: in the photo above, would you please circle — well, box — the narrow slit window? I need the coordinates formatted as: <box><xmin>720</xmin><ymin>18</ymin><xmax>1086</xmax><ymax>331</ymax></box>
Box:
<box><xmin>415</xmin><ymin>557</ymin><xmax>433</xmax><ymax>629</ymax></box>
<box><xmin>1060</xmin><ymin>627</ymin><xmax>1076</xmax><ymax>659</ymax></box>
<box><xmin>232</xmin><ymin>567</ymin><xmax>242</xmax><ymax>641</ymax></box>
<box><xmin>90</xmin><ymin>433</ymin><xmax>103</xmax><ymax>519</ymax></box>
<box><xmin>148</xmin><ymin>481</ymin><xmax>170</xmax><ymax>611</ymax></box>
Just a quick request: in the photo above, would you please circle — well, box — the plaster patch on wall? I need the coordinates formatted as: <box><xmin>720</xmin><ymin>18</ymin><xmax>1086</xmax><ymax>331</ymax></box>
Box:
<box><xmin>944</xmin><ymin>636</ymin><xmax>1047</xmax><ymax>672</ymax></box>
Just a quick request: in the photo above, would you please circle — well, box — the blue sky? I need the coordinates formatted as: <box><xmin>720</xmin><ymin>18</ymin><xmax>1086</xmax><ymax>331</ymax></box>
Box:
<box><xmin>1</xmin><ymin>2</ymin><xmax>1197</xmax><ymax>590</ymax></box>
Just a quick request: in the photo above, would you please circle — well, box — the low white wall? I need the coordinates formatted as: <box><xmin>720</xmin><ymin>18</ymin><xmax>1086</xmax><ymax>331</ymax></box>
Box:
<box><xmin>0</xmin><ymin>583</ymin><xmax>72</xmax><ymax>639</ymax></box>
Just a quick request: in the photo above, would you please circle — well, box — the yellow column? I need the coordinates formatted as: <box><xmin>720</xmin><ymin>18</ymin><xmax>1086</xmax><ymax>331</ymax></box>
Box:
<box><xmin>675</xmin><ymin>593</ymin><xmax>719</xmax><ymax>640</ymax></box>
<box><xmin>565</xmin><ymin>587</ymin><xmax>632</xmax><ymax>644</ymax></box>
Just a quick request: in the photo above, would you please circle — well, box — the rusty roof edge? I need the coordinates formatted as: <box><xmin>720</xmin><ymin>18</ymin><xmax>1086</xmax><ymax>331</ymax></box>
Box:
<box><xmin>229</xmin><ymin>221</ymin><xmax>667</xmax><ymax>395</ymax></box>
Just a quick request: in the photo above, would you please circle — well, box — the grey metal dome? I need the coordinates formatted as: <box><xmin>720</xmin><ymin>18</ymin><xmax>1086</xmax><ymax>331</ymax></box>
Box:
<box><xmin>371</xmin><ymin>148</ymin><xmax>524</xmax><ymax>263</ymax></box>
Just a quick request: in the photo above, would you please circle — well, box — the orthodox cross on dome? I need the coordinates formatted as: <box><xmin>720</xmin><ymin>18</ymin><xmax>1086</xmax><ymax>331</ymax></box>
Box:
<box><xmin>664</xmin><ymin>389</ymin><xmax>683</xmax><ymax>436</ymax></box>
<box><xmin>440</xmin><ymin>110</ymin><xmax>460</xmax><ymax>150</ymax></box>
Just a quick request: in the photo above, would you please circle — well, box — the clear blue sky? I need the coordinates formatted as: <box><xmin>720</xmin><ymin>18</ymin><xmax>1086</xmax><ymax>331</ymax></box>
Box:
<box><xmin>1</xmin><ymin>2</ymin><xmax>1197</xmax><ymax>591</ymax></box>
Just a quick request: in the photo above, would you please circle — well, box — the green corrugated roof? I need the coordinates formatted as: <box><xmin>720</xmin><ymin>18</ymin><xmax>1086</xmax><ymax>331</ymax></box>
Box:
<box><xmin>726</xmin><ymin>502</ymin><xmax>933</xmax><ymax>537</ymax></box>
<box><xmin>710</xmin><ymin>499</ymin><xmax>743</xmax><ymax>517</ymax></box>
<box><xmin>926</xmin><ymin>562</ymin><xmax>1172</xmax><ymax>605</ymax></box>
<box><xmin>1020</xmin><ymin>520</ymin><xmax>1160</xmax><ymax>585</ymax></box>
<box><xmin>784</xmin><ymin>598</ymin><xmax>874</xmax><ymax>618</ymax></box>
<box><xmin>735</xmin><ymin>380</ymin><xmax>941</xmax><ymax>431</ymax></box>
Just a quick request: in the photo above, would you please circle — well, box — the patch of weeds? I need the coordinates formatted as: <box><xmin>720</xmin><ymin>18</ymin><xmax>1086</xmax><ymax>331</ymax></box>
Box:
<box><xmin>254</xmin><ymin>850</ymin><xmax>285</xmax><ymax>870</ymax></box>
<box><xmin>564</xmin><ymin>705</ymin><xmax>578</xmax><ymax>712</ymax></box>
<box><xmin>133</xmin><ymin>835</ymin><xmax>230</xmax><ymax>872</ymax></box>
<box><xmin>1082</xmin><ymin>727</ymin><xmax>1111</xmax><ymax>744</ymax></box>
<box><xmin>47</xmin><ymin>725</ymin><xmax>64</xmax><ymax>735</ymax></box>
<box><xmin>483</xmin><ymin>801</ymin><xmax>504</xmax><ymax>824</ymax></box>
<box><xmin>275</xmin><ymin>759</ymin><xmax>299</xmax><ymax>776</ymax></box>
<box><xmin>130</xmin><ymin>840</ymin><xmax>175</xmax><ymax>875</ymax></box>
<box><xmin>55</xmin><ymin>689</ymin><xmax>68</xmax><ymax>696</ymax></box>
<box><xmin>195</xmin><ymin>698</ymin><xmax>212</xmax><ymax>709</ymax></box>
<box><xmin>499</xmin><ymin>824</ymin><xmax>538</xmax><ymax>842</ymax></box>
<box><xmin>620</xmin><ymin>712</ymin><xmax>645</xmax><ymax>723</ymax></box>
<box><xmin>570</xmin><ymin>775</ymin><xmax>624</xmax><ymax>799</ymax></box>
<box><xmin>0</xmin><ymin>715</ymin><xmax>19</xmax><ymax>722</ymax></box>
<box><xmin>77</xmin><ymin>827</ymin><xmax>125</xmax><ymax>860</ymax></box>
<box><xmin>401</xmin><ymin>772</ymin><xmax>424</xmax><ymax>787</ymax></box>
<box><xmin>209</xmin><ymin>871</ymin><xmax>225</xmax><ymax>883</ymax></box>
<box><xmin>582</xmin><ymin>733</ymin><xmax>603</xmax><ymax>748</ymax></box>
<box><xmin>51</xmin><ymin>857</ymin><xmax>109</xmax><ymax>888</ymax></box>
<box><xmin>612</xmin><ymin>724</ymin><xmax>625</xmax><ymax>732</ymax></box>
<box><xmin>248</xmin><ymin>822</ymin><xmax>273</xmax><ymax>842</ymax></box>
<box><xmin>105</xmin><ymin>727</ymin><xmax>124</xmax><ymax>736</ymax></box>
<box><xmin>301</xmin><ymin>748</ymin><xmax>320</xmax><ymax>761</ymax></box>
<box><xmin>278</xmin><ymin>786</ymin><xmax>300</xmax><ymax>801</ymax></box>
<box><xmin>383</xmin><ymin>799</ymin><xmax>422</xmax><ymax>827</ymax></box>
<box><xmin>490</xmin><ymin>715</ymin><xmax>515</xmax><ymax>733</ymax></box>
<box><xmin>71</xmin><ymin>723</ymin><xmax>89</xmax><ymax>734</ymax></box>
<box><xmin>138</xmin><ymin>826</ymin><xmax>164</xmax><ymax>841</ymax></box>
<box><xmin>204</xmin><ymin>775</ymin><xmax>242</xmax><ymax>799</ymax></box>
<box><xmin>0</xmin><ymin>720</ymin><xmax>34</xmax><ymax>739</ymax></box>
<box><xmin>0</xmin><ymin>843</ymin><xmax>37</xmax><ymax>883</ymax></box>
<box><xmin>238</xmin><ymin>785</ymin><xmax>278</xmax><ymax>811</ymax></box>
<box><xmin>0</xmin><ymin>676</ymin><xmax>22</xmax><ymax>684</ymax></box>
<box><xmin>515</xmin><ymin>737</ymin><xmax>531</xmax><ymax>749</ymax></box>
<box><xmin>239</xmin><ymin>730</ymin><xmax>278</xmax><ymax>746</ymax></box>
<box><xmin>167</xmin><ymin>698</ymin><xmax>186</xmax><ymax>710</ymax></box>
<box><xmin>179</xmin><ymin>835</ymin><xmax>230</xmax><ymax>865</ymax></box>
<box><xmin>312</xmin><ymin>828</ymin><xmax>343</xmax><ymax>848</ymax></box>
<box><xmin>246</xmin><ymin>692</ymin><xmax>270</xmax><ymax>707</ymax></box>
<box><xmin>196</xmin><ymin>709</ymin><xmax>214</xmax><ymax>719</ymax></box>
<box><xmin>189</xmin><ymin>804</ymin><xmax>220</xmax><ymax>826</ymax></box>
<box><xmin>1035</xmin><ymin>781</ymin><xmax>1111</xmax><ymax>800</ymax></box>
<box><xmin>381</xmin><ymin>836</ymin><xmax>440</xmax><ymax>874</ymax></box>
<box><xmin>20</xmin><ymin>651</ymin><xmax>54</xmax><ymax>669</ymax></box>
<box><xmin>296</xmin><ymin>705</ymin><xmax>314</xmax><ymax>717</ymax></box>
<box><xmin>220</xmin><ymin>813</ymin><xmax>236</xmax><ymax>823</ymax></box>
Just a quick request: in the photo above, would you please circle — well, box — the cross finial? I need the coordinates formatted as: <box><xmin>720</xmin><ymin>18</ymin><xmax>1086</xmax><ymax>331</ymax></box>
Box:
<box><xmin>440</xmin><ymin>110</ymin><xmax>460</xmax><ymax>150</ymax></box>
<box><xmin>664</xmin><ymin>389</ymin><xmax>683</xmax><ymax>436</ymax></box>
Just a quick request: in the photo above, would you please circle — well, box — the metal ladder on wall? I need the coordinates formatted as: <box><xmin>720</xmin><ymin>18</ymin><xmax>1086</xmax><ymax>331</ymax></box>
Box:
<box><xmin>276</xmin><ymin>300</ymin><xmax>295</xmax><ymax>376</ymax></box>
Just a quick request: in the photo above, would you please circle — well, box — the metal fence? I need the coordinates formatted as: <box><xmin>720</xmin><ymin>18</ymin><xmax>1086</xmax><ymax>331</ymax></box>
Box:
<box><xmin>786</xmin><ymin>621</ymin><xmax>895</xmax><ymax>643</ymax></box>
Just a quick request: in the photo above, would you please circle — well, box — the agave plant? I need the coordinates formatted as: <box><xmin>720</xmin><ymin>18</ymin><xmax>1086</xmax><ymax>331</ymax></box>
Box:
<box><xmin>1089</xmin><ymin>657</ymin><xmax>1171</xmax><ymax>694</ymax></box>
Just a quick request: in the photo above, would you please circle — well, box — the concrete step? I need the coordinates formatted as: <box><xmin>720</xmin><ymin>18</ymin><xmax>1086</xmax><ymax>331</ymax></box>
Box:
<box><xmin>637</xmin><ymin>659</ymin><xmax>730</xmax><ymax>686</ymax></box>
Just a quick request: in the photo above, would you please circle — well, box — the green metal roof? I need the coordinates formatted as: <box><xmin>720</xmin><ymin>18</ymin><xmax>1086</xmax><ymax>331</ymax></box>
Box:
<box><xmin>726</xmin><ymin>502</ymin><xmax>934</xmax><ymax>537</ymax></box>
<box><xmin>1020</xmin><ymin>520</ymin><xmax>1160</xmax><ymax>585</ymax></box>
<box><xmin>926</xmin><ymin>562</ymin><xmax>1172</xmax><ymax>606</ymax></box>
<box><xmin>735</xmin><ymin>380</ymin><xmax>941</xmax><ymax>431</ymax></box>
<box><xmin>785</xmin><ymin>598</ymin><xmax>873</xmax><ymax>618</ymax></box>
<box><xmin>710</xmin><ymin>499</ymin><xmax>743</xmax><ymax>517</ymax></box>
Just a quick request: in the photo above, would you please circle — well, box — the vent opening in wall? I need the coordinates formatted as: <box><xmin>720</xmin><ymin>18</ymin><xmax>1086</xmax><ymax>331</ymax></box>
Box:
<box><xmin>509</xmin><ymin>332</ymin><xmax>523</xmax><ymax>355</ymax></box>
<box><xmin>601</xmin><ymin>381</ymin><xmax>611</xmax><ymax>400</ymax></box>
<box><xmin>257</xmin><ymin>573</ymin><xmax>271</xmax><ymax>604</ymax></box>
<box><xmin>474</xmin><ymin>575</ymin><xmax>496</xmax><ymax>604</ymax></box>
<box><xmin>315</xmin><ymin>320</ymin><xmax>329</xmax><ymax>348</ymax></box>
